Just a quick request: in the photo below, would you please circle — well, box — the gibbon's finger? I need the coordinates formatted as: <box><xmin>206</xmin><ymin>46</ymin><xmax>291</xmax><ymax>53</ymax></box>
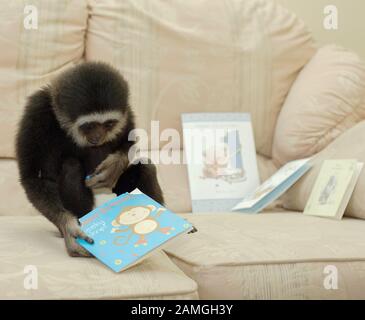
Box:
<box><xmin>85</xmin><ymin>173</ymin><xmax>103</xmax><ymax>188</ymax></box>
<box><xmin>68</xmin><ymin>242</ymin><xmax>93</xmax><ymax>257</ymax></box>
<box><xmin>94</xmin><ymin>153</ymin><xmax>128</xmax><ymax>176</ymax></box>
<box><xmin>88</xmin><ymin>180</ymin><xmax>110</xmax><ymax>189</ymax></box>
<box><xmin>94</xmin><ymin>155</ymin><xmax>117</xmax><ymax>175</ymax></box>
<box><xmin>94</xmin><ymin>161</ymin><xmax>109</xmax><ymax>175</ymax></box>
<box><xmin>64</xmin><ymin>235</ymin><xmax>93</xmax><ymax>257</ymax></box>
<box><xmin>86</xmin><ymin>170</ymin><xmax>118</xmax><ymax>189</ymax></box>
<box><xmin>74</xmin><ymin>245</ymin><xmax>93</xmax><ymax>257</ymax></box>
<box><xmin>75</xmin><ymin>229</ymin><xmax>94</xmax><ymax>244</ymax></box>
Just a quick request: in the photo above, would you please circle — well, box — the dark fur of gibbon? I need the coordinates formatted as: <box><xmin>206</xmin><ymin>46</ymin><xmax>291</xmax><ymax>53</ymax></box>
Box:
<box><xmin>16</xmin><ymin>62</ymin><xmax>164</xmax><ymax>257</ymax></box>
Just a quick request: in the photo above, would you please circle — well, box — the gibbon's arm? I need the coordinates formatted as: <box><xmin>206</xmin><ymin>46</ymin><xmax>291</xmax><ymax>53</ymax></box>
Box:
<box><xmin>113</xmin><ymin>159</ymin><xmax>165</xmax><ymax>205</ymax></box>
<box><xmin>16</xmin><ymin>90</ymin><xmax>93</xmax><ymax>256</ymax></box>
<box><xmin>16</xmin><ymin>90</ymin><xmax>64</xmax><ymax>224</ymax></box>
<box><xmin>85</xmin><ymin>126</ymin><xmax>133</xmax><ymax>190</ymax></box>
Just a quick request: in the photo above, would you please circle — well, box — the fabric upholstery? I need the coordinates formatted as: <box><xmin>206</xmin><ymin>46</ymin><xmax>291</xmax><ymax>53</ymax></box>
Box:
<box><xmin>170</xmin><ymin>258</ymin><xmax>365</xmax><ymax>300</ymax></box>
<box><xmin>0</xmin><ymin>216</ymin><xmax>198</xmax><ymax>299</ymax></box>
<box><xmin>273</xmin><ymin>45</ymin><xmax>365</xmax><ymax>165</ymax></box>
<box><xmin>0</xmin><ymin>1</ymin><xmax>87</xmax><ymax>157</ymax></box>
<box><xmin>2</xmin><ymin>0</ymin><xmax>365</xmax><ymax>300</ymax></box>
<box><xmin>0</xmin><ymin>153</ymin><xmax>278</xmax><ymax>216</ymax></box>
<box><xmin>164</xmin><ymin>213</ymin><xmax>365</xmax><ymax>299</ymax></box>
<box><xmin>154</xmin><ymin>150</ymin><xmax>278</xmax><ymax>213</ymax></box>
<box><xmin>0</xmin><ymin>159</ymin><xmax>38</xmax><ymax>216</ymax></box>
<box><xmin>86</xmin><ymin>0</ymin><xmax>316</xmax><ymax>157</ymax></box>
<box><xmin>282</xmin><ymin>121</ymin><xmax>365</xmax><ymax>220</ymax></box>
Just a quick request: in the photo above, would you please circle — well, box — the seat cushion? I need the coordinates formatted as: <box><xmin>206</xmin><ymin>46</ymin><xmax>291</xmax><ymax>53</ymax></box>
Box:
<box><xmin>0</xmin><ymin>216</ymin><xmax>198</xmax><ymax>299</ymax></box>
<box><xmin>0</xmin><ymin>159</ymin><xmax>38</xmax><ymax>216</ymax></box>
<box><xmin>0</xmin><ymin>153</ymin><xmax>278</xmax><ymax>216</ymax></box>
<box><xmin>164</xmin><ymin>212</ymin><xmax>365</xmax><ymax>299</ymax></box>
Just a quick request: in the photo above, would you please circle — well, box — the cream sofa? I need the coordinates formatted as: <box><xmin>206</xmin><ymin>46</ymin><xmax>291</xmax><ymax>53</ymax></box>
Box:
<box><xmin>1</xmin><ymin>0</ymin><xmax>365</xmax><ymax>299</ymax></box>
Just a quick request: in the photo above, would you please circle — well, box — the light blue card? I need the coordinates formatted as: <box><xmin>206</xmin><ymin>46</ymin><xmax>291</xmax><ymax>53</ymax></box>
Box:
<box><xmin>232</xmin><ymin>158</ymin><xmax>312</xmax><ymax>213</ymax></box>
<box><xmin>182</xmin><ymin>112</ymin><xmax>260</xmax><ymax>212</ymax></box>
<box><xmin>76</xmin><ymin>192</ymin><xmax>194</xmax><ymax>272</ymax></box>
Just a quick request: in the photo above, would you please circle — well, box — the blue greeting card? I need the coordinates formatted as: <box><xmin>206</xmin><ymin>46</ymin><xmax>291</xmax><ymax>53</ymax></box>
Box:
<box><xmin>76</xmin><ymin>190</ymin><xmax>194</xmax><ymax>272</ymax></box>
<box><xmin>232</xmin><ymin>158</ymin><xmax>312</xmax><ymax>213</ymax></box>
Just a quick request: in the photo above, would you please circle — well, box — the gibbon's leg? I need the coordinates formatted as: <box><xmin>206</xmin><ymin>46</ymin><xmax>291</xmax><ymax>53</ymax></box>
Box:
<box><xmin>113</xmin><ymin>159</ymin><xmax>164</xmax><ymax>205</ymax></box>
<box><xmin>20</xmin><ymin>175</ymin><xmax>94</xmax><ymax>257</ymax></box>
<box><xmin>58</xmin><ymin>158</ymin><xmax>94</xmax><ymax>218</ymax></box>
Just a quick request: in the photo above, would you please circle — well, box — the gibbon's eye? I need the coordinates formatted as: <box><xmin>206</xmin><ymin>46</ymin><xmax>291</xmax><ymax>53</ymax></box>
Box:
<box><xmin>103</xmin><ymin>120</ymin><xmax>118</xmax><ymax>130</ymax></box>
<box><xmin>79</xmin><ymin>122</ymin><xmax>97</xmax><ymax>133</ymax></box>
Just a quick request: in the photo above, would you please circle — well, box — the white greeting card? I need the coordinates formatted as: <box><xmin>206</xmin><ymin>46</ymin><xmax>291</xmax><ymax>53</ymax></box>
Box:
<box><xmin>303</xmin><ymin>159</ymin><xmax>363</xmax><ymax>220</ymax></box>
<box><xmin>182</xmin><ymin>113</ymin><xmax>260</xmax><ymax>212</ymax></box>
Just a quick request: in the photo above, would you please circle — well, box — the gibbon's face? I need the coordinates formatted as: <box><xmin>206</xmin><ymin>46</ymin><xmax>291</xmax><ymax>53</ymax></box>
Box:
<box><xmin>75</xmin><ymin>111</ymin><xmax>126</xmax><ymax>147</ymax></box>
<box><xmin>51</xmin><ymin>62</ymin><xmax>131</xmax><ymax>147</ymax></box>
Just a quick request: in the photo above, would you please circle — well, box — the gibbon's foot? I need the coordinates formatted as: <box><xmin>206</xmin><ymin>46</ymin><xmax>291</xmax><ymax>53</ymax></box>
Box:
<box><xmin>85</xmin><ymin>152</ymin><xmax>129</xmax><ymax>189</ymax></box>
<box><xmin>65</xmin><ymin>235</ymin><xmax>93</xmax><ymax>258</ymax></box>
<box><xmin>60</xmin><ymin>213</ymin><xmax>94</xmax><ymax>258</ymax></box>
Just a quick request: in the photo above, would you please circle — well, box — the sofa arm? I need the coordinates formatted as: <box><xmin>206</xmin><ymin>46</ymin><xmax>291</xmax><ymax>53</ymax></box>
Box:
<box><xmin>283</xmin><ymin>121</ymin><xmax>365</xmax><ymax>220</ymax></box>
<box><xmin>272</xmin><ymin>45</ymin><xmax>365</xmax><ymax>166</ymax></box>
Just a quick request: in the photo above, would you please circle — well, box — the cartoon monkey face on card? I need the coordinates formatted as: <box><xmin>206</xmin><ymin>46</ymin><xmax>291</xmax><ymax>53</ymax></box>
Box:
<box><xmin>111</xmin><ymin>205</ymin><xmax>172</xmax><ymax>247</ymax></box>
<box><xmin>112</xmin><ymin>205</ymin><xmax>161</xmax><ymax>236</ymax></box>
<box><xmin>113</xmin><ymin>205</ymin><xmax>155</xmax><ymax>226</ymax></box>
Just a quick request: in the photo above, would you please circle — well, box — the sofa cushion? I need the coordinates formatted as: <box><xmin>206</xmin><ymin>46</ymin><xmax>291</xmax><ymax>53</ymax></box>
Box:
<box><xmin>0</xmin><ymin>216</ymin><xmax>198</xmax><ymax>299</ymax></box>
<box><xmin>153</xmin><ymin>150</ymin><xmax>278</xmax><ymax>213</ymax></box>
<box><xmin>1</xmin><ymin>153</ymin><xmax>278</xmax><ymax>216</ymax></box>
<box><xmin>0</xmin><ymin>1</ymin><xmax>87</xmax><ymax>157</ymax></box>
<box><xmin>164</xmin><ymin>213</ymin><xmax>365</xmax><ymax>299</ymax></box>
<box><xmin>0</xmin><ymin>159</ymin><xmax>38</xmax><ymax>216</ymax></box>
<box><xmin>282</xmin><ymin>121</ymin><xmax>365</xmax><ymax>220</ymax></box>
<box><xmin>273</xmin><ymin>45</ymin><xmax>365</xmax><ymax>165</ymax></box>
<box><xmin>86</xmin><ymin>0</ymin><xmax>315</xmax><ymax>157</ymax></box>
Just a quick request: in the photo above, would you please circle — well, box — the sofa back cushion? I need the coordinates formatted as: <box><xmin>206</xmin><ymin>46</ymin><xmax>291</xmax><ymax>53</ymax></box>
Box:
<box><xmin>282</xmin><ymin>121</ymin><xmax>365</xmax><ymax>220</ymax></box>
<box><xmin>86</xmin><ymin>0</ymin><xmax>316</xmax><ymax>157</ymax></box>
<box><xmin>0</xmin><ymin>153</ymin><xmax>277</xmax><ymax>216</ymax></box>
<box><xmin>0</xmin><ymin>0</ymin><xmax>314</xmax><ymax>215</ymax></box>
<box><xmin>0</xmin><ymin>1</ymin><xmax>87</xmax><ymax>157</ymax></box>
<box><xmin>273</xmin><ymin>45</ymin><xmax>365</xmax><ymax>166</ymax></box>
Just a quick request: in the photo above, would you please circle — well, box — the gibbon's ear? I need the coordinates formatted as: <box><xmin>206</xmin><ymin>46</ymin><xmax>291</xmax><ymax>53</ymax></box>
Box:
<box><xmin>146</xmin><ymin>205</ymin><xmax>155</xmax><ymax>211</ymax></box>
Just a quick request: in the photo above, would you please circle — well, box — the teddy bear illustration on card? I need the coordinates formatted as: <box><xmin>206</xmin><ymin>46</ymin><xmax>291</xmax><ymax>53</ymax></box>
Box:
<box><xmin>110</xmin><ymin>205</ymin><xmax>175</xmax><ymax>247</ymax></box>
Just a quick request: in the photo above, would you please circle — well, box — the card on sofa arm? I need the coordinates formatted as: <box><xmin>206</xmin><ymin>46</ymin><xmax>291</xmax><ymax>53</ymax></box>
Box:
<box><xmin>232</xmin><ymin>158</ymin><xmax>312</xmax><ymax>213</ymax></box>
<box><xmin>303</xmin><ymin>159</ymin><xmax>363</xmax><ymax>220</ymax></box>
<box><xmin>76</xmin><ymin>190</ymin><xmax>194</xmax><ymax>272</ymax></box>
<box><xmin>182</xmin><ymin>112</ymin><xmax>260</xmax><ymax>212</ymax></box>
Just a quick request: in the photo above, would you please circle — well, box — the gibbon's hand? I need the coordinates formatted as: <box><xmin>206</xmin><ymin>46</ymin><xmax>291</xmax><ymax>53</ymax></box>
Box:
<box><xmin>60</xmin><ymin>213</ymin><xmax>94</xmax><ymax>257</ymax></box>
<box><xmin>85</xmin><ymin>152</ymin><xmax>128</xmax><ymax>189</ymax></box>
